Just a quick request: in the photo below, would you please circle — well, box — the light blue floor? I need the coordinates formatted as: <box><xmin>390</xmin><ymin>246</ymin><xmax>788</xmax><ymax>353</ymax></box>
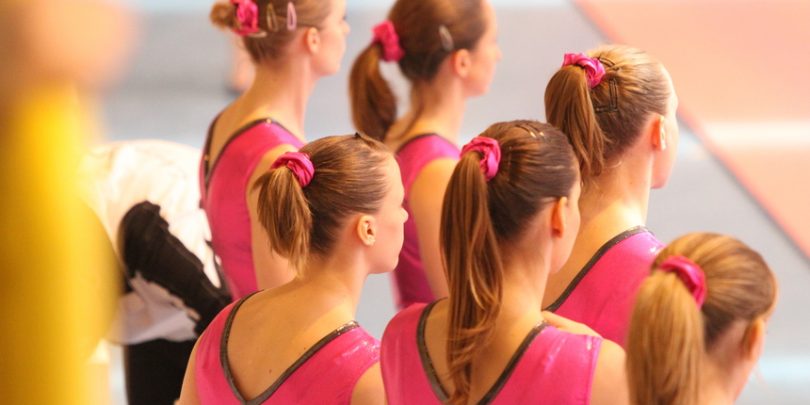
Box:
<box><xmin>103</xmin><ymin>1</ymin><xmax>810</xmax><ymax>403</ymax></box>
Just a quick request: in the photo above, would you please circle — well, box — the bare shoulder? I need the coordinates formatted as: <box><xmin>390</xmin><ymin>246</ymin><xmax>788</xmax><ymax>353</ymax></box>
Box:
<box><xmin>351</xmin><ymin>363</ymin><xmax>385</xmax><ymax>405</ymax></box>
<box><xmin>409</xmin><ymin>158</ymin><xmax>457</xmax><ymax>208</ymax></box>
<box><xmin>591</xmin><ymin>339</ymin><xmax>629</xmax><ymax>405</ymax></box>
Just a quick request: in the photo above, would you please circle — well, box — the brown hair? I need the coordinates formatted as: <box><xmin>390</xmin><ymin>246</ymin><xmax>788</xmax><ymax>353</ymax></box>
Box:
<box><xmin>545</xmin><ymin>45</ymin><xmax>671</xmax><ymax>180</ymax></box>
<box><xmin>210</xmin><ymin>0</ymin><xmax>331</xmax><ymax>62</ymax></box>
<box><xmin>349</xmin><ymin>0</ymin><xmax>487</xmax><ymax>141</ymax></box>
<box><xmin>627</xmin><ymin>233</ymin><xmax>777</xmax><ymax>405</ymax></box>
<box><xmin>441</xmin><ymin>120</ymin><xmax>579</xmax><ymax>404</ymax></box>
<box><xmin>255</xmin><ymin>133</ymin><xmax>391</xmax><ymax>270</ymax></box>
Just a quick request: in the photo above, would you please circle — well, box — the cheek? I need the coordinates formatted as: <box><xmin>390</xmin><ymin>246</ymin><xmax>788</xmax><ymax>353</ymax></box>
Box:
<box><xmin>323</xmin><ymin>28</ymin><xmax>346</xmax><ymax>60</ymax></box>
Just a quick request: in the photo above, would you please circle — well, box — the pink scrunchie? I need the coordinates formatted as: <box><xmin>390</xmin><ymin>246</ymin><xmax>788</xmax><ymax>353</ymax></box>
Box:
<box><xmin>461</xmin><ymin>137</ymin><xmax>501</xmax><ymax>181</ymax></box>
<box><xmin>231</xmin><ymin>0</ymin><xmax>260</xmax><ymax>36</ymax></box>
<box><xmin>271</xmin><ymin>151</ymin><xmax>315</xmax><ymax>187</ymax></box>
<box><xmin>659</xmin><ymin>256</ymin><xmax>707</xmax><ymax>308</ymax></box>
<box><xmin>562</xmin><ymin>52</ymin><xmax>606</xmax><ymax>89</ymax></box>
<box><xmin>372</xmin><ymin>21</ymin><xmax>405</xmax><ymax>62</ymax></box>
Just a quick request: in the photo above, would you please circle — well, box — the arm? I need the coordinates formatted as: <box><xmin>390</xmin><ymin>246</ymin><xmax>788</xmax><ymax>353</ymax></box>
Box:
<box><xmin>351</xmin><ymin>363</ymin><xmax>385</xmax><ymax>405</ymax></box>
<box><xmin>246</xmin><ymin>145</ymin><xmax>297</xmax><ymax>290</ymax></box>
<box><xmin>176</xmin><ymin>340</ymin><xmax>201</xmax><ymax>405</ymax></box>
<box><xmin>408</xmin><ymin>159</ymin><xmax>457</xmax><ymax>299</ymax></box>
<box><xmin>591</xmin><ymin>340</ymin><xmax>630</xmax><ymax>405</ymax></box>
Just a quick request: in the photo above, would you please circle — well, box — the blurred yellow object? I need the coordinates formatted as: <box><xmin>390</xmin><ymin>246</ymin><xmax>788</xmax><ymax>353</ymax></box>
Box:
<box><xmin>0</xmin><ymin>85</ymin><xmax>118</xmax><ymax>404</ymax></box>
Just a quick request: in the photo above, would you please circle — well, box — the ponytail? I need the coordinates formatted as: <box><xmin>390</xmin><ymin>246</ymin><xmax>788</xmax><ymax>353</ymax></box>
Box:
<box><xmin>441</xmin><ymin>153</ymin><xmax>504</xmax><ymax>405</ymax></box>
<box><xmin>545</xmin><ymin>45</ymin><xmax>673</xmax><ymax>182</ymax></box>
<box><xmin>440</xmin><ymin>121</ymin><xmax>579</xmax><ymax>404</ymax></box>
<box><xmin>627</xmin><ymin>232</ymin><xmax>778</xmax><ymax>405</ymax></box>
<box><xmin>255</xmin><ymin>168</ymin><xmax>312</xmax><ymax>271</ymax></box>
<box><xmin>349</xmin><ymin>44</ymin><xmax>397</xmax><ymax>141</ymax></box>
<box><xmin>544</xmin><ymin>66</ymin><xmax>607</xmax><ymax>179</ymax></box>
<box><xmin>627</xmin><ymin>271</ymin><xmax>703</xmax><ymax>405</ymax></box>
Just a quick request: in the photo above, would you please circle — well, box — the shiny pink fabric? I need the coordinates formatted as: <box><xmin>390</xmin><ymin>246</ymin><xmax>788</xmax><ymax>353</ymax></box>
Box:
<box><xmin>195</xmin><ymin>301</ymin><xmax>380</xmax><ymax>404</ymax></box>
<box><xmin>199</xmin><ymin>120</ymin><xmax>304</xmax><ymax>299</ymax></box>
<box><xmin>393</xmin><ymin>135</ymin><xmax>460</xmax><ymax>309</ymax></box>
<box><xmin>381</xmin><ymin>303</ymin><xmax>602</xmax><ymax>404</ymax></box>
<box><xmin>550</xmin><ymin>228</ymin><xmax>663</xmax><ymax>347</ymax></box>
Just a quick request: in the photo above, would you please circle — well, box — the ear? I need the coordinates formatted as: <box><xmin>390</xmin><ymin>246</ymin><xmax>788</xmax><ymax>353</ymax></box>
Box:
<box><xmin>740</xmin><ymin>318</ymin><xmax>766</xmax><ymax>361</ymax></box>
<box><xmin>355</xmin><ymin>214</ymin><xmax>378</xmax><ymax>247</ymax></box>
<box><xmin>550</xmin><ymin>197</ymin><xmax>568</xmax><ymax>238</ymax></box>
<box><xmin>304</xmin><ymin>27</ymin><xmax>321</xmax><ymax>54</ymax></box>
<box><xmin>450</xmin><ymin>49</ymin><xmax>472</xmax><ymax>78</ymax></box>
<box><xmin>650</xmin><ymin>115</ymin><xmax>667</xmax><ymax>151</ymax></box>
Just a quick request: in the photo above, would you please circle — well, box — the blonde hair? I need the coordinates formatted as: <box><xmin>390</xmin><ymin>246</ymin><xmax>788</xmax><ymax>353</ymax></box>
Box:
<box><xmin>627</xmin><ymin>233</ymin><xmax>777</xmax><ymax>405</ymax></box>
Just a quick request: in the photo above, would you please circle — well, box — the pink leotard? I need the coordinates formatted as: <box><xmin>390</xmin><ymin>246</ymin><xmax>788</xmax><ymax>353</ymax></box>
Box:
<box><xmin>199</xmin><ymin>118</ymin><xmax>304</xmax><ymax>299</ymax></box>
<box><xmin>546</xmin><ymin>226</ymin><xmax>663</xmax><ymax>347</ymax></box>
<box><xmin>381</xmin><ymin>301</ymin><xmax>602</xmax><ymax>404</ymax></box>
<box><xmin>392</xmin><ymin>134</ymin><xmax>459</xmax><ymax>309</ymax></box>
<box><xmin>194</xmin><ymin>295</ymin><xmax>380</xmax><ymax>404</ymax></box>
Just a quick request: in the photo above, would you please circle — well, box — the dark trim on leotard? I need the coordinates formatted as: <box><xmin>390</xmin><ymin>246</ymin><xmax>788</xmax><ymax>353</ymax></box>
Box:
<box><xmin>395</xmin><ymin>133</ymin><xmax>456</xmax><ymax>154</ymax></box>
<box><xmin>220</xmin><ymin>293</ymin><xmax>360</xmax><ymax>404</ymax></box>
<box><xmin>544</xmin><ymin>226</ymin><xmax>649</xmax><ymax>312</ymax></box>
<box><xmin>202</xmin><ymin>117</ymin><xmax>298</xmax><ymax>190</ymax></box>
<box><xmin>417</xmin><ymin>300</ymin><xmax>449</xmax><ymax>402</ymax></box>
<box><xmin>417</xmin><ymin>300</ymin><xmax>549</xmax><ymax>404</ymax></box>
<box><xmin>477</xmin><ymin>322</ymin><xmax>548</xmax><ymax>404</ymax></box>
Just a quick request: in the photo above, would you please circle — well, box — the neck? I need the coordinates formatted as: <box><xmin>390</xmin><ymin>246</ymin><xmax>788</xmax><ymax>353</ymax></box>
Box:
<box><xmin>497</xmin><ymin>247</ymin><xmax>550</xmax><ymax>328</ymax></box>
<box><xmin>578</xmin><ymin>151</ymin><xmax>652</xmax><ymax>242</ymax></box>
<box><xmin>544</xmin><ymin>151</ymin><xmax>653</xmax><ymax>307</ymax></box>
<box><xmin>392</xmin><ymin>78</ymin><xmax>466</xmax><ymax>145</ymax></box>
<box><xmin>239</xmin><ymin>59</ymin><xmax>316</xmax><ymax>141</ymax></box>
<box><xmin>293</xmin><ymin>250</ymin><xmax>368</xmax><ymax>316</ymax></box>
<box><xmin>700</xmin><ymin>359</ymin><xmax>738</xmax><ymax>405</ymax></box>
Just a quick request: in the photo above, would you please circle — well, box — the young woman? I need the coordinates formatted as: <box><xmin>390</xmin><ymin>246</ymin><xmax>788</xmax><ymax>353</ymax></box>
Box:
<box><xmin>179</xmin><ymin>134</ymin><xmax>407</xmax><ymax>404</ymax></box>
<box><xmin>349</xmin><ymin>0</ymin><xmax>501</xmax><ymax>309</ymax></box>
<box><xmin>543</xmin><ymin>45</ymin><xmax>680</xmax><ymax>346</ymax></box>
<box><xmin>381</xmin><ymin>121</ymin><xmax>627</xmax><ymax>405</ymax></box>
<box><xmin>203</xmin><ymin>0</ymin><xmax>350</xmax><ymax>298</ymax></box>
<box><xmin>627</xmin><ymin>233</ymin><xmax>778</xmax><ymax>405</ymax></box>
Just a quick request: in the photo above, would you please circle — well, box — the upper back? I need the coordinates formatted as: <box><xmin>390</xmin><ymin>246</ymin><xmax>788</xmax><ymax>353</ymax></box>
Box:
<box><xmin>200</xmin><ymin>118</ymin><xmax>303</xmax><ymax>204</ymax></box>
<box><xmin>395</xmin><ymin>134</ymin><xmax>459</xmax><ymax>193</ymax></box>
<box><xmin>548</xmin><ymin>227</ymin><xmax>663</xmax><ymax>346</ymax></box>
<box><xmin>195</xmin><ymin>293</ymin><xmax>380</xmax><ymax>405</ymax></box>
<box><xmin>381</xmin><ymin>302</ymin><xmax>603</xmax><ymax>405</ymax></box>
<box><xmin>198</xmin><ymin>118</ymin><xmax>303</xmax><ymax>298</ymax></box>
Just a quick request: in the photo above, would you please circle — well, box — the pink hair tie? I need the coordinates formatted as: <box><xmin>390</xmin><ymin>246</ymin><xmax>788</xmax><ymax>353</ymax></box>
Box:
<box><xmin>461</xmin><ymin>137</ymin><xmax>501</xmax><ymax>181</ymax></box>
<box><xmin>372</xmin><ymin>21</ymin><xmax>405</xmax><ymax>62</ymax></box>
<box><xmin>562</xmin><ymin>52</ymin><xmax>606</xmax><ymax>89</ymax></box>
<box><xmin>271</xmin><ymin>152</ymin><xmax>315</xmax><ymax>187</ymax></box>
<box><xmin>659</xmin><ymin>256</ymin><xmax>707</xmax><ymax>308</ymax></box>
<box><xmin>230</xmin><ymin>0</ymin><xmax>261</xmax><ymax>37</ymax></box>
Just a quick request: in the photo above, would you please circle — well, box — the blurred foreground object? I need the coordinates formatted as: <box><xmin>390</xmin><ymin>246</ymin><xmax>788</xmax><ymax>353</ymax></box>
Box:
<box><xmin>0</xmin><ymin>0</ymin><xmax>136</xmax><ymax>403</ymax></box>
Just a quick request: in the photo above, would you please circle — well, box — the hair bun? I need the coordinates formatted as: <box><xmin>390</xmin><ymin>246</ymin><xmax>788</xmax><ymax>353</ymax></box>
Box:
<box><xmin>210</xmin><ymin>2</ymin><xmax>237</xmax><ymax>31</ymax></box>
